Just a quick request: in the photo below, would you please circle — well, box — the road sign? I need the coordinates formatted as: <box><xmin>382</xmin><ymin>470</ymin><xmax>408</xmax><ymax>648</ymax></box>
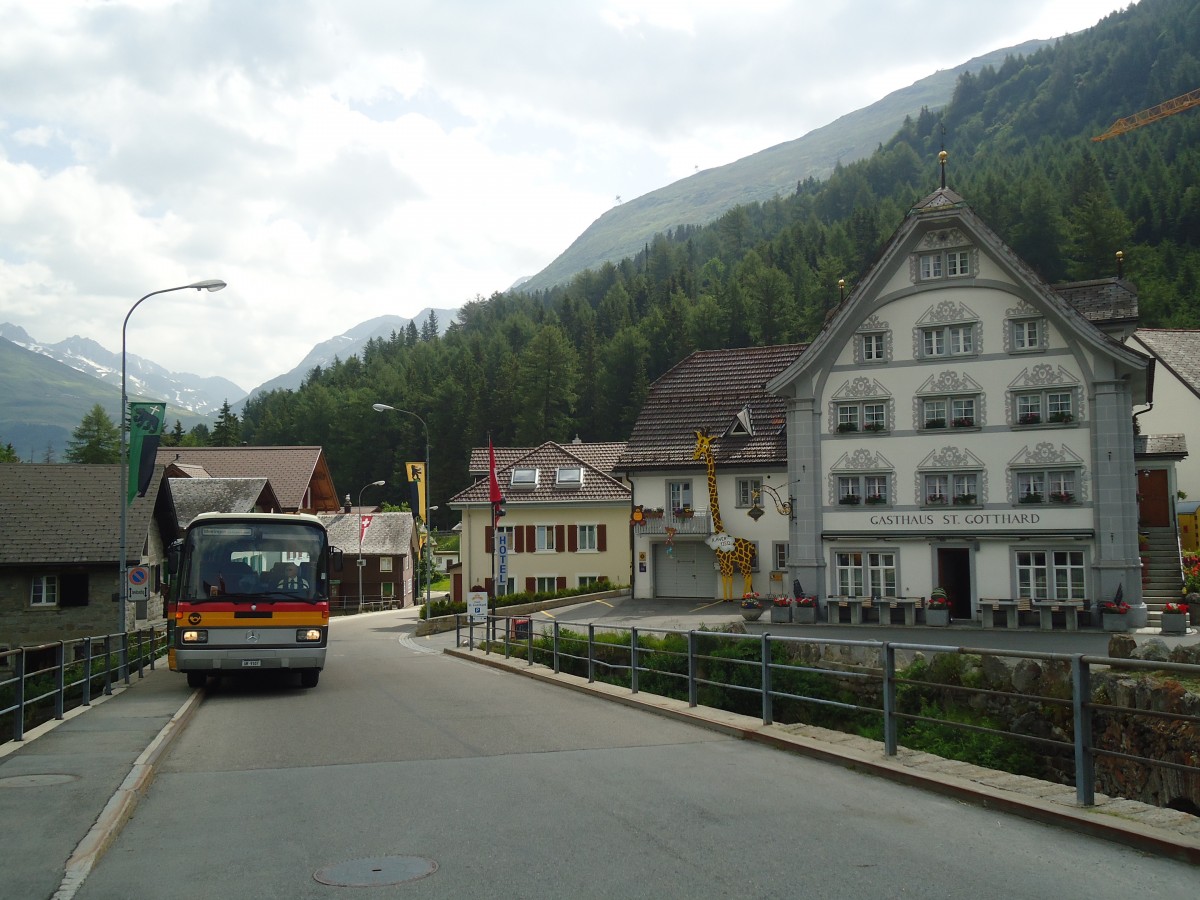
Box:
<box><xmin>126</xmin><ymin>566</ymin><xmax>150</xmax><ymax>602</ymax></box>
<box><xmin>467</xmin><ymin>591</ymin><xmax>488</xmax><ymax>623</ymax></box>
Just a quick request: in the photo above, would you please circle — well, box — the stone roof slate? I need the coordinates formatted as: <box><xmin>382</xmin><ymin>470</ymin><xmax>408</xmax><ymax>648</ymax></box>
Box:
<box><xmin>1131</xmin><ymin>329</ymin><xmax>1200</xmax><ymax>400</ymax></box>
<box><xmin>1053</xmin><ymin>278</ymin><xmax>1139</xmax><ymax>326</ymax></box>
<box><xmin>0</xmin><ymin>464</ymin><xmax>162</xmax><ymax>566</ymax></box>
<box><xmin>616</xmin><ymin>344</ymin><xmax>806</xmax><ymax>471</ymax></box>
<box><xmin>1134</xmin><ymin>433</ymin><xmax>1188</xmax><ymax>459</ymax></box>
<box><xmin>168</xmin><ymin>477</ymin><xmax>279</xmax><ymax>528</ymax></box>
<box><xmin>317</xmin><ymin>510</ymin><xmax>416</xmax><ymax>556</ymax></box>
<box><xmin>451</xmin><ymin>442</ymin><xmax>631</xmax><ymax>505</ymax></box>
<box><xmin>155</xmin><ymin>446</ymin><xmax>338</xmax><ymax>511</ymax></box>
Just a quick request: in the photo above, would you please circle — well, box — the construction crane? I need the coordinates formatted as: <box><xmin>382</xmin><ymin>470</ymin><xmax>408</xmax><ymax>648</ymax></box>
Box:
<box><xmin>1092</xmin><ymin>87</ymin><xmax>1200</xmax><ymax>141</ymax></box>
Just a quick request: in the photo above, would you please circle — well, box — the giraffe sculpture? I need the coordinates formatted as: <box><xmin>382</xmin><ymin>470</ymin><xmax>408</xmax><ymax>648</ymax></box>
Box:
<box><xmin>693</xmin><ymin>429</ymin><xmax>755</xmax><ymax>601</ymax></box>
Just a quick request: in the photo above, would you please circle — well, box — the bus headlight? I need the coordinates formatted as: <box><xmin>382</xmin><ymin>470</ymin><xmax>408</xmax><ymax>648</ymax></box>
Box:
<box><xmin>297</xmin><ymin>628</ymin><xmax>323</xmax><ymax>642</ymax></box>
<box><xmin>181</xmin><ymin>629</ymin><xmax>208</xmax><ymax>643</ymax></box>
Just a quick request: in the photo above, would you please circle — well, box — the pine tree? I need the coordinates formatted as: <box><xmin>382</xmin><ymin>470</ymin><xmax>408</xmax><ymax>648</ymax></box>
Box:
<box><xmin>210</xmin><ymin>400</ymin><xmax>242</xmax><ymax>446</ymax></box>
<box><xmin>64</xmin><ymin>404</ymin><xmax>120</xmax><ymax>463</ymax></box>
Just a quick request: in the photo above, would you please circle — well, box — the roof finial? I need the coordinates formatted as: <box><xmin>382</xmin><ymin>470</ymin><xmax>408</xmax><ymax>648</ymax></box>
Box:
<box><xmin>939</xmin><ymin>125</ymin><xmax>947</xmax><ymax>189</ymax></box>
<box><xmin>1116</xmin><ymin>249</ymin><xmax>1124</xmax><ymax>279</ymax></box>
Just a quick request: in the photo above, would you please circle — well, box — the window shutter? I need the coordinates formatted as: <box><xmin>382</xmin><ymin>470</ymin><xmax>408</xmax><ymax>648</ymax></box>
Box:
<box><xmin>485</xmin><ymin>577</ymin><xmax>494</xmax><ymax>595</ymax></box>
<box><xmin>525</xmin><ymin>525</ymin><xmax>535</xmax><ymax>550</ymax></box>
<box><xmin>556</xmin><ymin>576</ymin><xmax>567</xmax><ymax>590</ymax></box>
<box><xmin>598</xmin><ymin>524</ymin><xmax>607</xmax><ymax>551</ymax></box>
<box><xmin>568</xmin><ymin>526</ymin><xmax>578</xmax><ymax>552</ymax></box>
<box><xmin>515</xmin><ymin>527</ymin><xmax>525</xmax><ymax>553</ymax></box>
<box><xmin>485</xmin><ymin>526</ymin><xmax>494</xmax><ymax>553</ymax></box>
<box><xmin>525</xmin><ymin>576</ymin><xmax>536</xmax><ymax>593</ymax></box>
<box><xmin>556</xmin><ymin>524</ymin><xmax>566</xmax><ymax>552</ymax></box>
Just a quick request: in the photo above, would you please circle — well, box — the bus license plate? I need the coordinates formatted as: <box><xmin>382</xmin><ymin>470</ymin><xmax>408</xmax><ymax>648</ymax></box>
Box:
<box><xmin>241</xmin><ymin>659</ymin><xmax>261</xmax><ymax>668</ymax></box>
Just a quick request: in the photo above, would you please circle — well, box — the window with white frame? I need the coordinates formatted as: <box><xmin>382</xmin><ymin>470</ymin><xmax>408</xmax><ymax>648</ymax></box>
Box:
<box><xmin>1015</xmin><ymin>468</ymin><xmax>1078</xmax><ymax>504</ymax></box>
<box><xmin>862</xmin><ymin>333</ymin><xmax>886</xmax><ymax>361</ymax></box>
<box><xmin>923</xmin><ymin>471</ymin><xmax>980</xmax><ymax>505</ymax></box>
<box><xmin>773</xmin><ymin>542</ymin><xmax>788</xmax><ymax>571</ymax></box>
<box><xmin>1011</xmin><ymin>319</ymin><xmax>1042</xmax><ymax>351</ymax></box>
<box><xmin>833</xmin><ymin>551</ymin><xmax>896</xmax><ymax>597</ymax></box>
<box><xmin>379</xmin><ymin>557</ymin><xmax>393</xmax><ymax>572</ymax></box>
<box><xmin>920</xmin><ymin>250</ymin><xmax>971</xmax><ymax>280</ymax></box>
<box><xmin>495</xmin><ymin>578</ymin><xmax>516</xmax><ymax>597</ymax></box>
<box><xmin>837</xmin><ymin>401</ymin><xmax>887</xmax><ymax>433</ymax></box>
<box><xmin>921</xmin><ymin>323</ymin><xmax>976</xmax><ymax>358</ymax></box>
<box><xmin>1016</xmin><ymin>549</ymin><xmax>1086</xmax><ymax>600</ymax></box>
<box><xmin>1014</xmin><ymin>390</ymin><xmax>1074</xmax><ymax>426</ymax></box>
<box><xmin>555</xmin><ymin>466</ymin><xmax>582</xmax><ymax>487</ymax></box>
<box><xmin>578</xmin><ymin>575</ymin><xmax>602</xmax><ymax>588</ymax></box>
<box><xmin>536</xmin><ymin>525</ymin><xmax>556</xmax><ymax>551</ymax></box>
<box><xmin>31</xmin><ymin>575</ymin><xmax>58</xmax><ymax>607</ymax></box>
<box><xmin>535</xmin><ymin>576</ymin><xmax>557</xmax><ymax>593</ymax></box>
<box><xmin>736</xmin><ymin>477</ymin><xmax>762</xmax><ymax>508</ymax></box>
<box><xmin>838</xmin><ymin>473</ymin><xmax>889</xmax><ymax>506</ymax></box>
<box><xmin>510</xmin><ymin>467</ymin><xmax>538</xmax><ymax>489</ymax></box>
<box><xmin>667</xmin><ymin>481</ymin><xmax>693</xmax><ymax>512</ymax></box>
<box><xmin>577</xmin><ymin>524</ymin><xmax>598</xmax><ymax>551</ymax></box>
<box><xmin>921</xmin><ymin>394</ymin><xmax>980</xmax><ymax>429</ymax></box>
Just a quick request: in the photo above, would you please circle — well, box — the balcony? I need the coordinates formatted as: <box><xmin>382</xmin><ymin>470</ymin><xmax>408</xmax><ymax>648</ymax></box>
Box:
<box><xmin>637</xmin><ymin>509</ymin><xmax>714</xmax><ymax>536</ymax></box>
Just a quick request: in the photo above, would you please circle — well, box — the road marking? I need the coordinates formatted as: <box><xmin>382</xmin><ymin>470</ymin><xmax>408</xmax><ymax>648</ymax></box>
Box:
<box><xmin>397</xmin><ymin>635</ymin><xmax>438</xmax><ymax>655</ymax></box>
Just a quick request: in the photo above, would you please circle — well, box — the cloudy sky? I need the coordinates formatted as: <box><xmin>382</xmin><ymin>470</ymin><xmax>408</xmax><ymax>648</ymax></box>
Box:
<box><xmin>0</xmin><ymin>0</ymin><xmax>1129</xmax><ymax>393</ymax></box>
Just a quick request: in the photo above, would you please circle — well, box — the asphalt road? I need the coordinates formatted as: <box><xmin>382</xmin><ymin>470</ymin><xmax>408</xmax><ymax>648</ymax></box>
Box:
<box><xmin>76</xmin><ymin>612</ymin><xmax>1196</xmax><ymax>899</ymax></box>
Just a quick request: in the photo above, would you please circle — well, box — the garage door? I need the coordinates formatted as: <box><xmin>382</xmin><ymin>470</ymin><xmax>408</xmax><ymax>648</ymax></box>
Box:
<box><xmin>653</xmin><ymin>540</ymin><xmax>712</xmax><ymax>598</ymax></box>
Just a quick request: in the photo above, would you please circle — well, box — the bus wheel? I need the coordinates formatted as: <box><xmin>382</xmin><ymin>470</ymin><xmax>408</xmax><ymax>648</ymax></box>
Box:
<box><xmin>300</xmin><ymin>669</ymin><xmax>320</xmax><ymax>688</ymax></box>
<box><xmin>186</xmin><ymin>672</ymin><xmax>207</xmax><ymax>689</ymax></box>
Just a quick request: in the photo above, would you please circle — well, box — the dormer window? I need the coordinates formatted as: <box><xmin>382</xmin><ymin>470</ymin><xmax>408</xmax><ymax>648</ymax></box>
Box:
<box><xmin>555</xmin><ymin>466</ymin><xmax>582</xmax><ymax>487</ymax></box>
<box><xmin>920</xmin><ymin>250</ymin><xmax>971</xmax><ymax>280</ymax></box>
<box><xmin>510</xmin><ymin>467</ymin><xmax>538</xmax><ymax>490</ymax></box>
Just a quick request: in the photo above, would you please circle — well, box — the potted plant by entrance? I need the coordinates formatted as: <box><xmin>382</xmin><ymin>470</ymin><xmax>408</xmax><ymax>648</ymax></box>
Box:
<box><xmin>925</xmin><ymin>588</ymin><xmax>951</xmax><ymax>626</ymax></box>
<box><xmin>1161</xmin><ymin>600</ymin><xmax>1189</xmax><ymax>635</ymax></box>
<box><xmin>740</xmin><ymin>593</ymin><xmax>764</xmax><ymax>621</ymax></box>
<box><xmin>1099</xmin><ymin>598</ymin><xmax>1131</xmax><ymax>631</ymax></box>
<box><xmin>793</xmin><ymin>594</ymin><xmax>818</xmax><ymax>624</ymax></box>
<box><xmin>770</xmin><ymin>595</ymin><xmax>792</xmax><ymax>623</ymax></box>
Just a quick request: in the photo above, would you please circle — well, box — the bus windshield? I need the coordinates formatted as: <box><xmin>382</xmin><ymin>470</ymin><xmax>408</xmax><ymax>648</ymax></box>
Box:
<box><xmin>179</xmin><ymin>520</ymin><xmax>327</xmax><ymax>603</ymax></box>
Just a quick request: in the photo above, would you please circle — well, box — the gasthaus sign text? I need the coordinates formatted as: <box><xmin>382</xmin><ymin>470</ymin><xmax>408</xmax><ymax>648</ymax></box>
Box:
<box><xmin>868</xmin><ymin>512</ymin><xmax>1042</xmax><ymax>528</ymax></box>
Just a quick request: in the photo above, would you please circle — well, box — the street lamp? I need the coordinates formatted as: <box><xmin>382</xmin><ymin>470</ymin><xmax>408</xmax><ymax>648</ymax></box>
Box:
<box><xmin>119</xmin><ymin>279</ymin><xmax>225</xmax><ymax>668</ymax></box>
<box><xmin>357</xmin><ymin>480</ymin><xmax>386</xmax><ymax>613</ymax></box>
<box><xmin>371</xmin><ymin>403</ymin><xmax>431</xmax><ymax>609</ymax></box>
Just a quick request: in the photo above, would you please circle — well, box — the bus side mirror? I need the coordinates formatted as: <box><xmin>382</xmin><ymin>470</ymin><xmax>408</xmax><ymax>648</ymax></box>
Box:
<box><xmin>167</xmin><ymin>540</ymin><xmax>182</xmax><ymax>575</ymax></box>
<box><xmin>329</xmin><ymin>547</ymin><xmax>344</xmax><ymax>573</ymax></box>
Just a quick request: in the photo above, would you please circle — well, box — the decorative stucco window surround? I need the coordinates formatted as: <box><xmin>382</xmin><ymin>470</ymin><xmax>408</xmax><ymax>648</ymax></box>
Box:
<box><xmin>1007</xmin><ymin>365</ymin><xmax>1083</xmax><ymax>427</ymax></box>
<box><xmin>1008</xmin><ymin>442</ymin><xmax>1087</xmax><ymax>506</ymax></box>
<box><xmin>915</xmin><ymin>446</ymin><xmax>988</xmax><ymax>508</ymax></box>
<box><xmin>830</xmin><ymin>377</ymin><xmax>894</xmax><ymax>434</ymax></box>
<box><xmin>910</xmin><ymin>228</ymin><xmax>977</xmax><ymax>284</ymax></box>
<box><xmin>914</xmin><ymin>300</ymin><xmax>982</xmax><ymax>360</ymax></box>
<box><xmin>1004</xmin><ymin>301</ymin><xmax>1049</xmax><ymax>354</ymax></box>
<box><xmin>914</xmin><ymin>371</ymin><xmax>986</xmax><ymax>431</ymax></box>
<box><xmin>855</xmin><ymin>315</ymin><xmax>892</xmax><ymax>365</ymax></box>
<box><xmin>829</xmin><ymin>449</ymin><xmax>895</xmax><ymax>507</ymax></box>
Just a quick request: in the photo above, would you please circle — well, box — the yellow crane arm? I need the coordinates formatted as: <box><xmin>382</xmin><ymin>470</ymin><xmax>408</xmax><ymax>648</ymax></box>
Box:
<box><xmin>1093</xmin><ymin>87</ymin><xmax>1200</xmax><ymax>141</ymax></box>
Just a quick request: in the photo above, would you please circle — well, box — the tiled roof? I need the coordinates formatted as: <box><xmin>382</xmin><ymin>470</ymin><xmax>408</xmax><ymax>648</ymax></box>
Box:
<box><xmin>0</xmin><ymin>464</ymin><xmax>162</xmax><ymax>565</ymax></box>
<box><xmin>155</xmin><ymin>446</ymin><xmax>338</xmax><ymax>511</ymax></box>
<box><xmin>617</xmin><ymin>344</ymin><xmax>805</xmax><ymax>470</ymax></box>
<box><xmin>467</xmin><ymin>441</ymin><xmax>626</xmax><ymax>476</ymax></box>
<box><xmin>168</xmin><ymin>478</ymin><xmax>279</xmax><ymax>529</ymax></box>
<box><xmin>1134</xmin><ymin>433</ymin><xmax>1188</xmax><ymax>459</ymax></box>
<box><xmin>1131</xmin><ymin>329</ymin><xmax>1200</xmax><ymax>399</ymax></box>
<box><xmin>1053</xmin><ymin>278</ymin><xmax>1139</xmax><ymax>326</ymax></box>
<box><xmin>317</xmin><ymin>510</ymin><xmax>416</xmax><ymax>556</ymax></box>
<box><xmin>451</xmin><ymin>442</ymin><xmax>631</xmax><ymax>505</ymax></box>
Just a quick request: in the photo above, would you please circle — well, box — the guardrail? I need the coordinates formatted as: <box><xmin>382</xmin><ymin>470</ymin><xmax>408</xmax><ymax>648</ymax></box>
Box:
<box><xmin>456</xmin><ymin>614</ymin><xmax>1200</xmax><ymax>810</ymax></box>
<box><xmin>0</xmin><ymin>628</ymin><xmax>169</xmax><ymax>745</ymax></box>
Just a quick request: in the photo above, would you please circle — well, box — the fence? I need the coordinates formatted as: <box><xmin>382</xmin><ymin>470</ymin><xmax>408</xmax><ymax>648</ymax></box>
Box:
<box><xmin>0</xmin><ymin>628</ymin><xmax>169</xmax><ymax>745</ymax></box>
<box><xmin>457</xmin><ymin>614</ymin><xmax>1200</xmax><ymax>811</ymax></box>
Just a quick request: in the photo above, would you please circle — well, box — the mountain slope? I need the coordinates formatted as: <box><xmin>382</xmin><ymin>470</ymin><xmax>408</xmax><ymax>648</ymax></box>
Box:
<box><xmin>521</xmin><ymin>39</ymin><xmax>1051</xmax><ymax>293</ymax></box>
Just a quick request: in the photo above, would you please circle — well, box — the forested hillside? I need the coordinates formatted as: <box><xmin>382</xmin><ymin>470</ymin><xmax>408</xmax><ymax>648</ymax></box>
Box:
<box><xmin>240</xmin><ymin>0</ymin><xmax>1200</xmax><ymax>527</ymax></box>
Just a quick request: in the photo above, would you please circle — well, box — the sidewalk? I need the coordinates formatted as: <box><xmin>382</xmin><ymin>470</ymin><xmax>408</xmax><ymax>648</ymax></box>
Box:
<box><xmin>445</xmin><ymin>644</ymin><xmax>1200</xmax><ymax>865</ymax></box>
<box><xmin>0</xmin><ymin>665</ymin><xmax>199</xmax><ymax>900</ymax></box>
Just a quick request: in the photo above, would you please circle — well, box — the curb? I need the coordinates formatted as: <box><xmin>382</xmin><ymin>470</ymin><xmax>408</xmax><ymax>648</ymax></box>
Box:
<box><xmin>52</xmin><ymin>686</ymin><xmax>204</xmax><ymax>900</ymax></box>
<box><xmin>445</xmin><ymin>645</ymin><xmax>1200</xmax><ymax>865</ymax></box>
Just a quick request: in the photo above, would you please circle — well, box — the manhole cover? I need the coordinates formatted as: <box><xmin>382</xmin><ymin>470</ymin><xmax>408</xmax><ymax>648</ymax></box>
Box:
<box><xmin>314</xmin><ymin>856</ymin><xmax>438</xmax><ymax>887</ymax></box>
<box><xmin>0</xmin><ymin>773</ymin><xmax>80</xmax><ymax>788</ymax></box>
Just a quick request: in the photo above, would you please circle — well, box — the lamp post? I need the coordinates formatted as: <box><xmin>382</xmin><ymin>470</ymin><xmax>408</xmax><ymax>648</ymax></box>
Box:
<box><xmin>371</xmin><ymin>403</ymin><xmax>431</xmax><ymax>609</ymax></box>
<box><xmin>119</xmin><ymin>279</ymin><xmax>225</xmax><ymax>669</ymax></box>
<box><xmin>357</xmin><ymin>480</ymin><xmax>386</xmax><ymax>613</ymax></box>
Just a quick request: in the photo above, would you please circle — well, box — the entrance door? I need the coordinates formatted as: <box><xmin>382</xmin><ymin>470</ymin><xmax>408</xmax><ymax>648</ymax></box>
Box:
<box><xmin>1138</xmin><ymin>469</ymin><xmax>1171</xmax><ymax>527</ymax></box>
<box><xmin>654</xmin><ymin>541</ymin><xmax>709</xmax><ymax>598</ymax></box>
<box><xmin>936</xmin><ymin>548</ymin><xmax>973</xmax><ymax>619</ymax></box>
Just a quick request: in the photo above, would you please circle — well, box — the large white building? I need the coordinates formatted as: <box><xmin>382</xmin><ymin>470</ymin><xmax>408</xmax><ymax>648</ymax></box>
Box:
<box><xmin>768</xmin><ymin>182</ymin><xmax>1156</xmax><ymax>624</ymax></box>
